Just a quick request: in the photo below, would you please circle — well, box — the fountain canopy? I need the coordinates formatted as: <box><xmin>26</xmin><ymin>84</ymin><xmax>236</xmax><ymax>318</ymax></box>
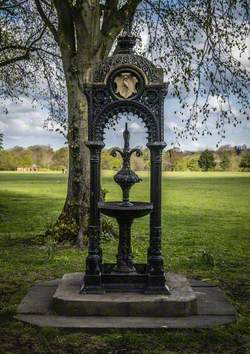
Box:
<box><xmin>81</xmin><ymin>30</ymin><xmax>168</xmax><ymax>294</ymax></box>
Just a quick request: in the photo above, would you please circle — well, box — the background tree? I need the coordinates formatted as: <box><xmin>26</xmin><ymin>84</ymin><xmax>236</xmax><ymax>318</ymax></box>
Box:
<box><xmin>0</xmin><ymin>0</ymin><xmax>249</xmax><ymax>242</ymax></box>
<box><xmin>0</xmin><ymin>150</ymin><xmax>15</xmax><ymax>170</ymax></box>
<box><xmin>172</xmin><ymin>157</ymin><xmax>187</xmax><ymax>171</ymax></box>
<box><xmin>28</xmin><ymin>145</ymin><xmax>54</xmax><ymax>168</ymax></box>
<box><xmin>131</xmin><ymin>152</ymin><xmax>146</xmax><ymax>171</ymax></box>
<box><xmin>198</xmin><ymin>149</ymin><xmax>216</xmax><ymax>171</ymax></box>
<box><xmin>239</xmin><ymin>152</ymin><xmax>250</xmax><ymax>171</ymax></box>
<box><xmin>219</xmin><ymin>151</ymin><xmax>231</xmax><ymax>171</ymax></box>
<box><xmin>10</xmin><ymin>146</ymin><xmax>33</xmax><ymax>167</ymax></box>
<box><xmin>101</xmin><ymin>150</ymin><xmax>113</xmax><ymax>170</ymax></box>
<box><xmin>51</xmin><ymin>147</ymin><xmax>68</xmax><ymax>170</ymax></box>
<box><xmin>235</xmin><ymin>144</ymin><xmax>248</xmax><ymax>156</ymax></box>
<box><xmin>164</xmin><ymin>148</ymin><xmax>182</xmax><ymax>171</ymax></box>
<box><xmin>187</xmin><ymin>157</ymin><xmax>200</xmax><ymax>171</ymax></box>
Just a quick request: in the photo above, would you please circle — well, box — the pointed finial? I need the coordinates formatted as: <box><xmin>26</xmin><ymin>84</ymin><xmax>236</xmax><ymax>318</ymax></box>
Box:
<box><xmin>114</xmin><ymin>19</ymin><xmax>137</xmax><ymax>54</ymax></box>
<box><xmin>121</xmin><ymin>18</ymin><xmax>133</xmax><ymax>37</ymax></box>
<box><xmin>123</xmin><ymin>122</ymin><xmax>130</xmax><ymax>149</ymax></box>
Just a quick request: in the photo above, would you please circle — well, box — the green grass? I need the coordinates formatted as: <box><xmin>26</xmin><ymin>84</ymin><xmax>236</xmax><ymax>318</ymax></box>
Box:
<box><xmin>0</xmin><ymin>171</ymin><xmax>250</xmax><ymax>353</ymax></box>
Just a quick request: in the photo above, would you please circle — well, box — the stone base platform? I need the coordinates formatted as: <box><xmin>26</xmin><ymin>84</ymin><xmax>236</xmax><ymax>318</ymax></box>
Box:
<box><xmin>15</xmin><ymin>274</ymin><xmax>236</xmax><ymax>330</ymax></box>
<box><xmin>52</xmin><ymin>273</ymin><xmax>197</xmax><ymax>317</ymax></box>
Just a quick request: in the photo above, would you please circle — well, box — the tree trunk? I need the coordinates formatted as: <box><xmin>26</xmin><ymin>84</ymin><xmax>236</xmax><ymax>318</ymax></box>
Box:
<box><xmin>63</xmin><ymin>64</ymin><xmax>90</xmax><ymax>247</ymax></box>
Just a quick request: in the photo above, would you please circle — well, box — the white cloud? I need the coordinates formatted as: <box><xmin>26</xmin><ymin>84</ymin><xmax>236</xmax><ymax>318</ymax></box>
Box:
<box><xmin>232</xmin><ymin>39</ymin><xmax>250</xmax><ymax>70</ymax></box>
<box><xmin>208</xmin><ymin>96</ymin><xmax>230</xmax><ymax>111</ymax></box>
<box><xmin>0</xmin><ymin>97</ymin><xmax>65</xmax><ymax>149</ymax></box>
<box><xmin>165</xmin><ymin>122</ymin><xmax>178</xmax><ymax>131</ymax></box>
<box><xmin>129</xmin><ymin>122</ymin><xmax>145</xmax><ymax>133</ymax></box>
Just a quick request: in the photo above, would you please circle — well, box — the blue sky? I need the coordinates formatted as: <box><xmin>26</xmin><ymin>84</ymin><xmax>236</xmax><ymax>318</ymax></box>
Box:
<box><xmin>0</xmin><ymin>95</ymin><xmax>249</xmax><ymax>151</ymax></box>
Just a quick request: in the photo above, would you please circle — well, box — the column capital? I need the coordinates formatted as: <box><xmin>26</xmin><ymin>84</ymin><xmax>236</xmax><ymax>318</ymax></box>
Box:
<box><xmin>85</xmin><ymin>141</ymin><xmax>105</xmax><ymax>150</ymax></box>
<box><xmin>146</xmin><ymin>141</ymin><xmax>167</xmax><ymax>151</ymax></box>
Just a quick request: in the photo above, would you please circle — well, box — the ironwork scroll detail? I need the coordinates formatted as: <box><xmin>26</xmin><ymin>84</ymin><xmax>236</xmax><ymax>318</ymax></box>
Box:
<box><xmin>93</xmin><ymin>54</ymin><xmax>160</xmax><ymax>83</ymax></box>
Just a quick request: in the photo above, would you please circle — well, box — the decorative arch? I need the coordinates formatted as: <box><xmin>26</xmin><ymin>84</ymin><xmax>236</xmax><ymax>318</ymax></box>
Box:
<box><xmin>92</xmin><ymin>101</ymin><xmax>159</xmax><ymax>142</ymax></box>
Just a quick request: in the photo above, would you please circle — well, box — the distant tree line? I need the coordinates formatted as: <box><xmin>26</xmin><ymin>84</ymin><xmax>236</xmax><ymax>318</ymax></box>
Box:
<box><xmin>0</xmin><ymin>145</ymin><xmax>68</xmax><ymax>171</ymax></box>
<box><xmin>0</xmin><ymin>144</ymin><xmax>249</xmax><ymax>172</ymax></box>
<box><xmin>163</xmin><ymin>145</ymin><xmax>250</xmax><ymax>172</ymax></box>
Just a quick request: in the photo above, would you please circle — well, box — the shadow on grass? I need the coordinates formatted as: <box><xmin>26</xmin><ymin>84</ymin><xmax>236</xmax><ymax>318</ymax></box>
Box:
<box><xmin>0</xmin><ymin>190</ymin><xmax>64</xmax><ymax>241</ymax></box>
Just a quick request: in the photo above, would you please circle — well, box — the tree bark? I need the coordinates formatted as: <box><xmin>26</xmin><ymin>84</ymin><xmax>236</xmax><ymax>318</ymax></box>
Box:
<box><xmin>63</xmin><ymin>65</ymin><xmax>90</xmax><ymax>246</ymax></box>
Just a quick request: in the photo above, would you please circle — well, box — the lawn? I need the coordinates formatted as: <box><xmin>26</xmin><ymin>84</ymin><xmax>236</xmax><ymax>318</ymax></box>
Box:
<box><xmin>0</xmin><ymin>171</ymin><xmax>249</xmax><ymax>353</ymax></box>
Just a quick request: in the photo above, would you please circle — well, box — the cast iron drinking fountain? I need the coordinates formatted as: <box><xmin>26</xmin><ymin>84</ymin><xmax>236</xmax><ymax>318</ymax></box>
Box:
<box><xmin>80</xmin><ymin>28</ymin><xmax>171</xmax><ymax>294</ymax></box>
<box><xmin>98</xmin><ymin>123</ymin><xmax>153</xmax><ymax>274</ymax></box>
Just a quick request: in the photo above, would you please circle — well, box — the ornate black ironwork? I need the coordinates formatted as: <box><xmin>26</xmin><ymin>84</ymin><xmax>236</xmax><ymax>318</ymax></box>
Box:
<box><xmin>111</xmin><ymin>123</ymin><xmax>142</xmax><ymax>206</ymax></box>
<box><xmin>81</xmin><ymin>31</ymin><xmax>169</xmax><ymax>294</ymax></box>
<box><xmin>98</xmin><ymin>201</ymin><xmax>153</xmax><ymax>274</ymax></box>
<box><xmin>91</xmin><ymin>100</ymin><xmax>160</xmax><ymax>142</ymax></box>
<box><xmin>93</xmin><ymin>54</ymin><xmax>161</xmax><ymax>84</ymax></box>
<box><xmin>114</xmin><ymin>33</ymin><xmax>136</xmax><ymax>55</ymax></box>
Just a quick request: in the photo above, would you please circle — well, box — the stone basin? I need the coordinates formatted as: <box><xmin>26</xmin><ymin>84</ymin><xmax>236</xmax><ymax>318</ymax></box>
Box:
<box><xmin>98</xmin><ymin>201</ymin><xmax>153</xmax><ymax>219</ymax></box>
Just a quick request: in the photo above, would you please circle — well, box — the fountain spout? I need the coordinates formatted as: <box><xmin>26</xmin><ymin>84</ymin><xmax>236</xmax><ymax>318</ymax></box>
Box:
<box><xmin>110</xmin><ymin>123</ymin><xmax>142</xmax><ymax>206</ymax></box>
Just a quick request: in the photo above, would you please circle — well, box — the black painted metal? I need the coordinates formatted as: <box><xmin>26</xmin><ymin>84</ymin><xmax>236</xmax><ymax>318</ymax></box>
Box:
<box><xmin>99</xmin><ymin>201</ymin><xmax>153</xmax><ymax>274</ymax></box>
<box><xmin>81</xmin><ymin>30</ymin><xmax>169</xmax><ymax>294</ymax></box>
<box><xmin>111</xmin><ymin>123</ymin><xmax>142</xmax><ymax>206</ymax></box>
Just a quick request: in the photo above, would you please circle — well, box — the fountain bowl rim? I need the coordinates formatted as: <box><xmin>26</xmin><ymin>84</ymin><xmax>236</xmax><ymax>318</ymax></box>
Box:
<box><xmin>98</xmin><ymin>201</ymin><xmax>153</xmax><ymax>211</ymax></box>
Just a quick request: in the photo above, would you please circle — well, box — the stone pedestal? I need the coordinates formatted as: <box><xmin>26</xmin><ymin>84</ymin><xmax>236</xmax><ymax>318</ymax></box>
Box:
<box><xmin>16</xmin><ymin>276</ymin><xmax>236</xmax><ymax>329</ymax></box>
<box><xmin>52</xmin><ymin>272</ymin><xmax>197</xmax><ymax>317</ymax></box>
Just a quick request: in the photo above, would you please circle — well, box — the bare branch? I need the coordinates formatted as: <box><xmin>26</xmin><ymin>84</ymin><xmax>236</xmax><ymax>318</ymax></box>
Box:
<box><xmin>0</xmin><ymin>52</ymin><xmax>30</xmax><ymax>67</ymax></box>
<box><xmin>34</xmin><ymin>0</ymin><xmax>58</xmax><ymax>42</ymax></box>
<box><xmin>0</xmin><ymin>25</ymin><xmax>47</xmax><ymax>67</ymax></box>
